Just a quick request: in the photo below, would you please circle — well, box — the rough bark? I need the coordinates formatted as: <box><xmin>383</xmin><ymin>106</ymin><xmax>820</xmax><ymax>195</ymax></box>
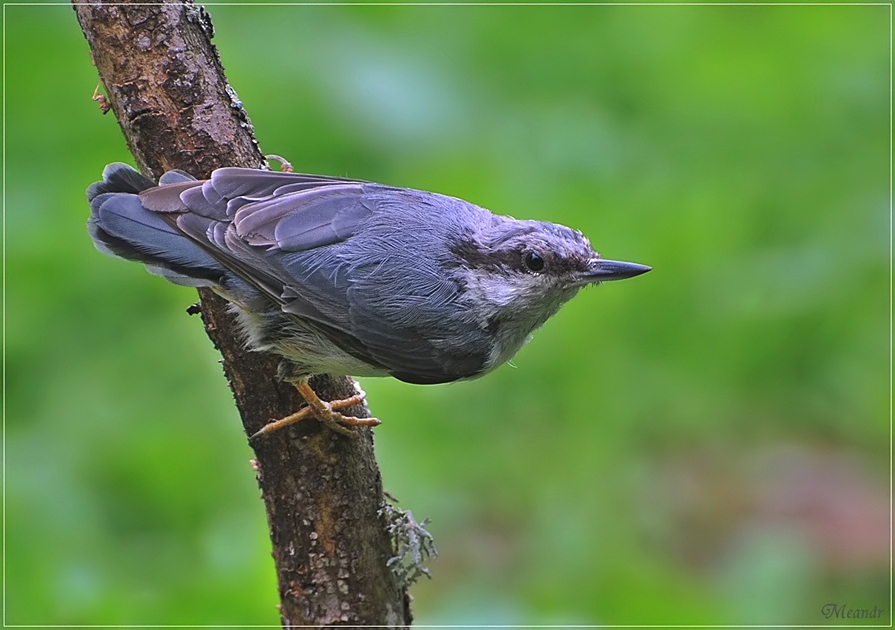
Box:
<box><xmin>73</xmin><ymin>1</ymin><xmax>410</xmax><ymax>626</ymax></box>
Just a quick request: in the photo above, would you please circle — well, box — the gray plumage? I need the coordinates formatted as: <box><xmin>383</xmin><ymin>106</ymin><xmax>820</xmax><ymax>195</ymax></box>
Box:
<box><xmin>87</xmin><ymin>163</ymin><xmax>650</xmax><ymax>385</ymax></box>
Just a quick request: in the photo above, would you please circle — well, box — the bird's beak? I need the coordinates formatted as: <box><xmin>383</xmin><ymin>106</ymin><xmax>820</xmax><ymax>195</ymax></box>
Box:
<box><xmin>577</xmin><ymin>258</ymin><xmax>651</xmax><ymax>285</ymax></box>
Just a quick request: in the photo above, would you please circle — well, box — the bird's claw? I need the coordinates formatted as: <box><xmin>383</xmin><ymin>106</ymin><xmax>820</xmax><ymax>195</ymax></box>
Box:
<box><xmin>265</xmin><ymin>154</ymin><xmax>294</xmax><ymax>173</ymax></box>
<box><xmin>249</xmin><ymin>378</ymin><xmax>380</xmax><ymax>441</ymax></box>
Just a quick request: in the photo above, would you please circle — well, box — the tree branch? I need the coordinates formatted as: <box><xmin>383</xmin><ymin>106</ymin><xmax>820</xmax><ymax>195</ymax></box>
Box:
<box><xmin>73</xmin><ymin>1</ymin><xmax>411</xmax><ymax>625</ymax></box>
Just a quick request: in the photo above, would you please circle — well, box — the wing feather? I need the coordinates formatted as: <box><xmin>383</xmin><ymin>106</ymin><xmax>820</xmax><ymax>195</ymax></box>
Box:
<box><xmin>132</xmin><ymin>167</ymin><xmax>490</xmax><ymax>382</ymax></box>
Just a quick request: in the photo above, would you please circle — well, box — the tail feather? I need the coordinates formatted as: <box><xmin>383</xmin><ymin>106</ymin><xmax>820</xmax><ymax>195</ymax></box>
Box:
<box><xmin>87</xmin><ymin>164</ymin><xmax>226</xmax><ymax>286</ymax></box>
<box><xmin>86</xmin><ymin>162</ymin><xmax>156</xmax><ymax>201</ymax></box>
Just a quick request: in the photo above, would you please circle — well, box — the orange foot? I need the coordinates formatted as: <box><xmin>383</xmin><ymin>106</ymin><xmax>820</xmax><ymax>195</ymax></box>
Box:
<box><xmin>250</xmin><ymin>377</ymin><xmax>381</xmax><ymax>440</ymax></box>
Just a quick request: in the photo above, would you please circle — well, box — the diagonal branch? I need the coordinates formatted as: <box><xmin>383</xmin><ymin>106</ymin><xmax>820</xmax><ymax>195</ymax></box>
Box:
<box><xmin>73</xmin><ymin>1</ymin><xmax>411</xmax><ymax>625</ymax></box>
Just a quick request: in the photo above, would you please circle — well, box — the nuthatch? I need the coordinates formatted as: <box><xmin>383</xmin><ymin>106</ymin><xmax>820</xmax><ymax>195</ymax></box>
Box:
<box><xmin>88</xmin><ymin>163</ymin><xmax>650</xmax><ymax>437</ymax></box>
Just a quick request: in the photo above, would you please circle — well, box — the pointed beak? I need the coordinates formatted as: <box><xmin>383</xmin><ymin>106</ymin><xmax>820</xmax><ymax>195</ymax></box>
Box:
<box><xmin>577</xmin><ymin>258</ymin><xmax>651</xmax><ymax>285</ymax></box>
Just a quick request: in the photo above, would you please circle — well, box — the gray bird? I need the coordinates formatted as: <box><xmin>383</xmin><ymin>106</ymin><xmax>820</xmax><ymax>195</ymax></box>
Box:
<box><xmin>87</xmin><ymin>163</ymin><xmax>650</xmax><ymax>437</ymax></box>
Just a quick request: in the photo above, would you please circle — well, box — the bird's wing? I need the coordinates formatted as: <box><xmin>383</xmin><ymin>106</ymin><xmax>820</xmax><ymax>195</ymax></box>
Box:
<box><xmin>260</xmin><ymin>186</ymin><xmax>492</xmax><ymax>383</ymax></box>
<box><xmin>139</xmin><ymin>169</ymin><xmax>371</xmax><ymax>310</ymax></box>
<box><xmin>141</xmin><ymin>168</ymin><xmax>489</xmax><ymax>382</ymax></box>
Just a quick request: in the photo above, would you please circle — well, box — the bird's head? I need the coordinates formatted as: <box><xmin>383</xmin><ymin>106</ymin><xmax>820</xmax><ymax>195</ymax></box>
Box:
<box><xmin>450</xmin><ymin>215</ymin><xmax>650</xmax><ymax>365</ymax></box>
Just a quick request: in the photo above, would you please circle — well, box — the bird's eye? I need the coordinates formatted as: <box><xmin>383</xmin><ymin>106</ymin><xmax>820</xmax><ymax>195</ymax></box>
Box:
<box><xmin>523</xmin><ymin>250</ymin><xmax>546</xmax><ymax>273</ymax></box>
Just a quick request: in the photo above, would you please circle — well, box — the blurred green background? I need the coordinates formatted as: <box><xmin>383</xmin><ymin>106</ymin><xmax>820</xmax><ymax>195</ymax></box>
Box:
<box><xmin>4</xmin><ymin>3</ymin><xmax>890</xmax><ymax>626</ymax></box>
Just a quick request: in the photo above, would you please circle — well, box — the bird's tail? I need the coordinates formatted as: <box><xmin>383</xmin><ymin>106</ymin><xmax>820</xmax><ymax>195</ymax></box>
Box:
<box><xmin>87</xmin><ymin>163</ymin><xmax>226</xmax><ymax>287</ymax></box>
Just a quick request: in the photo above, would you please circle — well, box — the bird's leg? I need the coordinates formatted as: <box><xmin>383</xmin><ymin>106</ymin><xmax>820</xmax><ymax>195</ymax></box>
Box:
<box><xmin>292</xmin><ymin>378</ymin><xmax>381</xmax><ymax>437</ymax></box>
<box><xmin>250</xmin><ymin>376</ymin><xmax>381</xmax><ymax>440</ymax></box>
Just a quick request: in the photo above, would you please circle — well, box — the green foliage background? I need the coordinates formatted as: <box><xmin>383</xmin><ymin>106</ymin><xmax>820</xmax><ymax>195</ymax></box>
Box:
<box><xmin>4</xmin><ymin>3</ymin><xmax>890</xmax><ymax>626</ymax></box>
